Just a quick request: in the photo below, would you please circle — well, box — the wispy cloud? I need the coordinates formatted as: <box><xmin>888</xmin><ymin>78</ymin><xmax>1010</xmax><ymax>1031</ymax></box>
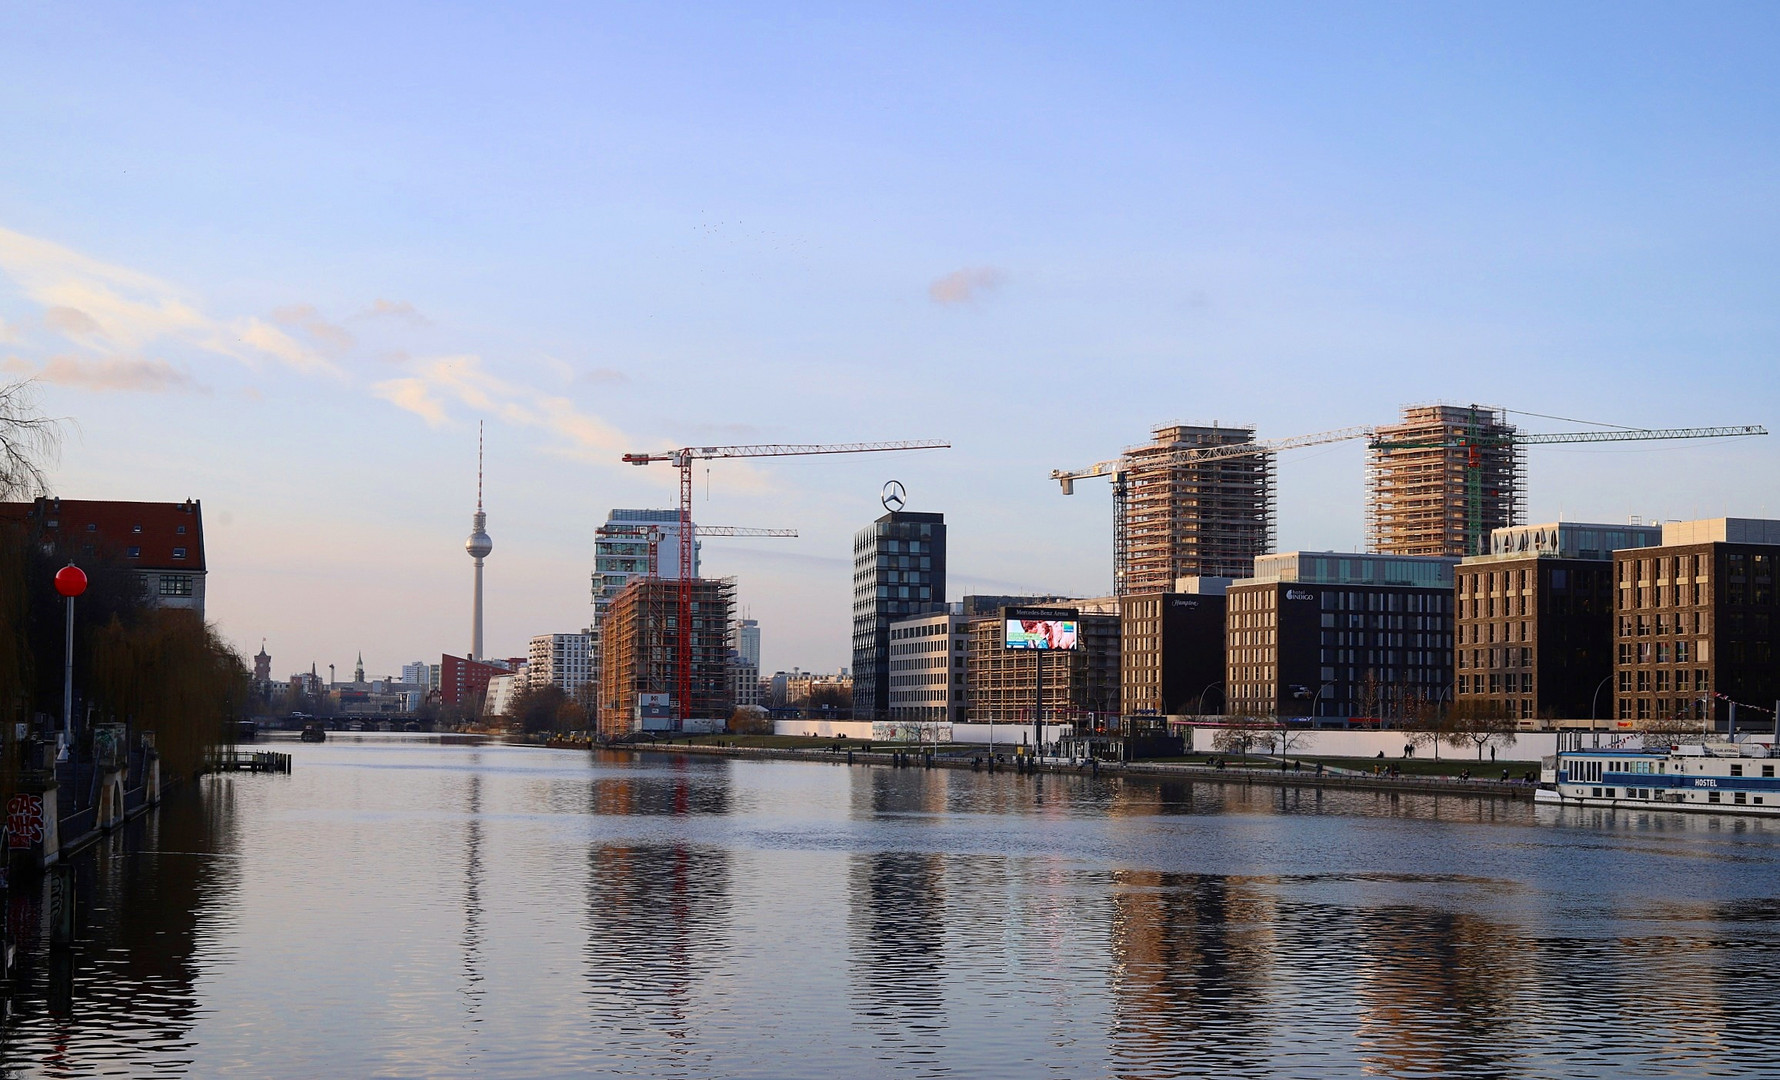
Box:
<box><xmin>0</xmin><ymin>225</ymin><xmax>343</xmax><ymax>378</ymax></box>
<box><xmin>4</xmin><ymin>354</ymin><xmax>204</xmax><ymax>394</ymax></box>
<box><xmin>357</xmin><ymin>298</ymin><xmax>428</xmax><ymax>325</ymax></box>
<box><xmin>373</xmin><ymin>355</ymin><xmax>631</xmax><ymax>458</ymax></box>
<box><xmin>929</xmin><ymin>265</ymin><xmax>1006</xmax><ymax>306</ymax></box>
<box><xmin>583</xmin><ymin>366</ymin><xmax>629</xmax><ymax>385</ymax></box>
<box><xmin>272</xmin><ymin>303</ymin><xmax>355</xmax><ymax>353</ymax></box>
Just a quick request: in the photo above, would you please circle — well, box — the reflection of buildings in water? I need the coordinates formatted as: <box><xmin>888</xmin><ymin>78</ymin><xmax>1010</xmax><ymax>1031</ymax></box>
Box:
<box><xmin>460</xmin><ymin>770</ymin><xmax>486</xmax><ymax>1036</ymax></box>
<box><xmin>589</xmin><ymin>754</ymin><xmax>733</xmax><ymax>817</ymax></box>
<box><xmin>584</xmin><ymin>755</ymin><xmax>735</xmax><ymax>1043</ymax></box>
<box><xmin>846</xmin><ymin>850</ymin><xmax>948</xmax><ymax>1048</ymax></box>
<box><xmin>583</xmin><ymin>842</ymin><xmax>732</xmax><ymax>1042</ymax></box>
<box><xmin>1353</xmin><ymin>904</ymin><xmax>1530</xmax><ymax>1077</ymax></box>
<box><xmin>4</xmin><ymin>773</ymin><xmax>243</xmax><ymax>1068</ymax></box>
<box><xmin>1106</xmin><ymin>871</ymin><xmax>1278</xmax><ymax>1075</ymax></box>
<box><xmin>850</xmin><ymin>765</ymin><xmax>950</xmax><ymax>819</ymax></box>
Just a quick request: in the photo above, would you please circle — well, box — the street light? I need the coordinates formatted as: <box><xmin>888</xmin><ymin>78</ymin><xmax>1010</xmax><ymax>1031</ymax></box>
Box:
<box><xmin>1194</xmin><ymin>681</ymin><xmax>1223</xmax><ymax>715</ymax></box>
<box><xmin>1309</xmin><ymin>683</ymin><xmax>1333</xmax><ymax>728</ymax></box>
<box><xmin>1590</xmin><ymin>674</ymin><xmax>1614</xmax><ymax>732</ymax></box>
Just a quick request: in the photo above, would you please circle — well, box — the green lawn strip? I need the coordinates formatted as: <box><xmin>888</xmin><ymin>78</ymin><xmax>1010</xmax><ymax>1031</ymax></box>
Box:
<box><xmin>1280</xmin><ymin>755</ymin><xmax>1539</xmax><ymax>779</ymax></box>
<box><xmin>1128</xmin><ymin>752</ymin><xmax>1536</xmax><ymax>779</ymax></box>
<box><xmin>669</xmin><ymin>734</ymin><xmax>867</xmax><ymax>750</ymax></box>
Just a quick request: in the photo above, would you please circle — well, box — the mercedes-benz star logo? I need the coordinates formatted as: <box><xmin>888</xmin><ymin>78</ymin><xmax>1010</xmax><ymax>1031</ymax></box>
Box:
<box><xmin>881</xmin><ymin>480</ymin><xmax>907</xmax><ymax>513</ymax></box>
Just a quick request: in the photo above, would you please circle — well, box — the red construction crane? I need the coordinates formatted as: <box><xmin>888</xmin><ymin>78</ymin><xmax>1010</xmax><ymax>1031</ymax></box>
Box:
<box><xmin>622</xmin><ymin>440</ymin><xmax>949</xmax><ymax>720</ymax></box>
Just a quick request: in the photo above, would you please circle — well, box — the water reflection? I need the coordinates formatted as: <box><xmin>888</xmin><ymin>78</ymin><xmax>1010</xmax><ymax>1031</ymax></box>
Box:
<box><xmin>5</xmin><ymin>743</ymin><xmax>1780</xmax><ymax>1078</ymax></box>
<box><xmin>459</xmin><ymin>768</ymin><xmax>485</xmax><ymax>1063</ymax></box>
<box><xmin>1352</xmin><ymin>905</ymin><xmax>1527</xmax><ymax>1077</ymax></box>
<box><xmin>582</xmin><ymin>754</ymin><xmax>732</xmax><ymax>1074</ymax></box>
<box><xmin>1107</xmin><ymin>872</ymin><xmax>1276</xmax><ymax>1076</ymax></box>
<box><xmin>847</xmin><ymin>851</ymin><xmax>947</xmax><ymax>1054</ymax></box>
<box><xmin>1</xmin><ymin>772</ymin><xmax>241</xmax><ymax>1076</ymax></box>
<box><xmin>589</xmin><ymin>751</ymin><xmax>734</xmax><ymax>817</ymax></box>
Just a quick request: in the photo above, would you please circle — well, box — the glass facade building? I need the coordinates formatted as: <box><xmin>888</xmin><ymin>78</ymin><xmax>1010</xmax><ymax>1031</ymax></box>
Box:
<box><xmin>852</xmin><ymin>512</ymin><xmax>946</xmax><ymax>721</ymax></box>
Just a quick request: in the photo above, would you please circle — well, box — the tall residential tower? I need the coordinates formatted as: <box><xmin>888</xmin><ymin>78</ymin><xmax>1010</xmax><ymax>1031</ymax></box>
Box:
<box><xmin>1120</xmin><ymin>423</ymin><xmax>1274</xmax><ymax>592</ymax></box>
<box><xmin>1367</xmin><ymin>404</ymin><xmax>1524</xmax><ymax>558</ymax></box>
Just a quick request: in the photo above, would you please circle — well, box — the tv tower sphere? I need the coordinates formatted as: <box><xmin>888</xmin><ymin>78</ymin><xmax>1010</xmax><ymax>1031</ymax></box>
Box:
<box><xmin>466</xmin><ymin>513</ymin><xmax>492</xmax><ymax>559</ymax></box>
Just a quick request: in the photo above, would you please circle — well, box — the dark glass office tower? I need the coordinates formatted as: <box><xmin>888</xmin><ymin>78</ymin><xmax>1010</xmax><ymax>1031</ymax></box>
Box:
<box><xmin>852</xmin><ymin>512</ymin><xmax>946</xmax><ymax>721</ymax></box>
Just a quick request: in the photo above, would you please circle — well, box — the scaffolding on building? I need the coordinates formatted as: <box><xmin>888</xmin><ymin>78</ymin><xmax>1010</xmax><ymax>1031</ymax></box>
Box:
<box><xmin>596</xmin><ymin>576</ymin><xmax>736</xmax><ymax>737</ymax></box>
<box><xmin>1120</xmin><ymin>424</ymin><xmax>1275</xmax><ymax>592</ymax></box>
<box><xmin>1366</xmin><ymin>404</ymin><xmax>1525</xmax><ymax>558</ymax></box>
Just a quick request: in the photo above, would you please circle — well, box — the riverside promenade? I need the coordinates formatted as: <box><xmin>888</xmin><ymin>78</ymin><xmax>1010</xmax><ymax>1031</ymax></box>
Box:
<box><xmin>604</xmin><ymin>741</ymin><xmax>1539</xmax><ymax>801</ymax></box>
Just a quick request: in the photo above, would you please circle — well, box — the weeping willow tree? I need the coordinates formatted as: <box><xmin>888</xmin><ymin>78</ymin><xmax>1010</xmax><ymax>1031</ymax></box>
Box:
<box><xmin>0</xmin><ymin>380</ymin><xmax>55</xmax><ymax>806</ymax></box>
<box><xmin>89</xmin><ymin>611</ymin><xmax>251</xmax><ymax>779</ymax></box>
<box><xmin>0</xmin><ymin>524</ymin><xmax>34</xmax><ymax>808</ymax></box>
<box><xmin>0</xmin><ymin>380</ymin><xmax>60</xmax><ymax>501</ymax></box>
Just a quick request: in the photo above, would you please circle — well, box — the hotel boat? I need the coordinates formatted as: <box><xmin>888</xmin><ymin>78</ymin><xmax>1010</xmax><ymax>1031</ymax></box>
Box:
<box><xmin>1538</xmin><ymin>738</ymin><xmax>1780</xmax><ymax>815</ymax></box>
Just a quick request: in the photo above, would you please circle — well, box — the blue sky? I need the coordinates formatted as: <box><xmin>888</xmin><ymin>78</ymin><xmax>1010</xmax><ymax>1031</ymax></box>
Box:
<box><xmin>2</xmin><ymin>2</ymin><xmax>1777</xmax><ymax>678</ymax></box>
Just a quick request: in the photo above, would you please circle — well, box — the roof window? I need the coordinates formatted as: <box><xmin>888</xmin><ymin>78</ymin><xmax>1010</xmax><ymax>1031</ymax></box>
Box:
<box><xmin>86</xmin><ymin>523</ymin><xmax>97</xmax><ymax>532</ymax></box>
<box><xmin>132</xmin><ymin>524</ymin><xmax>143</xmax><ymax>534</ymax></box>
<box><xmin>127</xmin><ymin>546</ymin><xmax>141</xmax><ymax>558</ymax></box>
<box><xmin>173</xmin><ymin>547</ymin><xmax>187</xmax><ymax>559</ymax></box>
<box><xmin>176</xmin><ymin>525</ymin><xmax>187</xmax><ymax>535</ymax></box>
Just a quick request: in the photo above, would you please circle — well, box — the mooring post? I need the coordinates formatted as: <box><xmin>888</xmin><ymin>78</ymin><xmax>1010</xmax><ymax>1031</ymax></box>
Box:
<box><xmin>50</xmin><ymin>862</ymin><xmax>75</xmax><ymax>948</ymax></box>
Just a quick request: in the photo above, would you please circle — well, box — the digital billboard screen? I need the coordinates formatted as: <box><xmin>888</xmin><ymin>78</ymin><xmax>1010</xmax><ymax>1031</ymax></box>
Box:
<box><xmin>1003</xmin><ymin>607</ymin><xmax>1080</xmax><ymax>650</ymax></box>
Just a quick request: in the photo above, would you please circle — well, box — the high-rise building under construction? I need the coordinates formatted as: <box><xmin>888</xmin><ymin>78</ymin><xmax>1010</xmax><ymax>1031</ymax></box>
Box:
<box><xmin>1119</xmin><ymin>423</ymin><xmax>1274</xmax><ymax>593</ymax></box>
<box><xmin>1366</xmin><ymin>404</ymin><xmax>1525</xmax><ymax>558</ymax></box>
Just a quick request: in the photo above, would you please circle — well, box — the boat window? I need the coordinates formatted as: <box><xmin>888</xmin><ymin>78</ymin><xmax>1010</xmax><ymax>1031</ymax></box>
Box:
<box><xmin>1709</xmin><ymin>792</ymin><xmax>1721</xmax><ymax>803</ymax></box>
<box><xmin>1766</xmin><ymin>766</ymin><xmax>1775</xmax><ymax>778</ymax></box>
<box><xmin>1732</xmin><ymin>764</ymin><xmax>1744</xmax><ymax>777</ymax></box>
<box><xmin>1735</xmin><ymin>793</ymin><xmax>1747</xmax><ymax>805</ymax></box>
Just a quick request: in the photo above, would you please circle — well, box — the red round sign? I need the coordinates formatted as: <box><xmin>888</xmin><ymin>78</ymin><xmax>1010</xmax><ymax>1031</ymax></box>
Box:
<box><xmin>54</xmin><ymin>565</ymin><xmax>87</xmax><ymax>598</ymax></box>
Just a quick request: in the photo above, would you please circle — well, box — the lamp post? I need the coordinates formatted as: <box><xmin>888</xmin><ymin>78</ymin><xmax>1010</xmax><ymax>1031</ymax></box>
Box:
<box><xmin>1590</xmin><ymin>675</ymin><xmax>1613</xmax><ymax>732</ymax></box>
<box><xmin>54</xmin><ymin>563</ymin><xmax>87</xmax><ymax>751</ymax></box>
<box><xmin>1309</xmin><ymin>683</ymin><xmax>1333</xmax><ymax>728</ymax></box>
<box><xmin>1194</xmin><ymin>681</ymin><xmax>1223</xmax><ymax>716</ymax></box>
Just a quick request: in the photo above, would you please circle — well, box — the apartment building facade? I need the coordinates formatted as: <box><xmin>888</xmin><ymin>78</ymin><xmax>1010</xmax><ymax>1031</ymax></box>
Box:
<box><xmin>1455</xmin><ymin>522</ymin><xmax>1658</xmax><ymax>723</ymax></box>
<box><xmin>1613</xmin><ymin>518</ymin><xmax>1780</xmax><ymax>729</ymax></box>
<box><xmin>1226</xmin><ymin>552</ymin><xmax>1457</xmax><ymax>721</ymax></box>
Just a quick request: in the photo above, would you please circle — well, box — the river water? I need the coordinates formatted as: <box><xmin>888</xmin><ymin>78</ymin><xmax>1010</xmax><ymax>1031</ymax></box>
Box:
<box><xmin>3</xmin><ymin>737</ymin><xmax>1780</xmax><ymax>1078</ymax></box>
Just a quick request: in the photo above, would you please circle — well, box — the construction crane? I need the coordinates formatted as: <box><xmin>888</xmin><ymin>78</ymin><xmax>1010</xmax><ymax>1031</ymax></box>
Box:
<box><xmin>1056</xmin><ymin>420</ymin><xmax>1768</xmax><ymax>594</ymax></box>
<box><xmin>1052</xmin><ymin>425</ymin><xmax>1378</xmax><ymax>594</ymax></box>
<box><xmin>622</xmin><ymin>439</ymin><xmax>950</xmax><ymax>720</ymax></box>
<box><xmin>1369</xmin><ymin>421</ymin><xmax>1768</xmax><ymax>556</ymax></box>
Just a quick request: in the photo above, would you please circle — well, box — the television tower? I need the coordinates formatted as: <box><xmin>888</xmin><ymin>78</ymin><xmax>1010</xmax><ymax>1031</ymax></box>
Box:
<box><xmin>465</xmin><ymin>421</ymin><xmax>493</xmax><ymax>660</ymax></box>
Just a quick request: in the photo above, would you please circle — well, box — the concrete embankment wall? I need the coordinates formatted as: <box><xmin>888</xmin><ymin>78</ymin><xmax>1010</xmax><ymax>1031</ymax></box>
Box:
<box><xmin>773</xmin><ymin>720</ymin><xmax>1634</xmax><ymax>761</ymax></box>
<box><xmin>1226</xmin><ymin>728</ymin><xmax>1569</xmax><ymax>761</ymax></box>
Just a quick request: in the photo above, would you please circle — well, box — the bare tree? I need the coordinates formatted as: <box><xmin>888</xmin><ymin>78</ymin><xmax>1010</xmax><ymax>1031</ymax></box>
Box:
<box><xmin>1405</xmin><ymin>699</ymin><xmax>1458</xmax><ymax>761</ymax></box>
<box><xmin>0</xmin><ymin>380</ymin><xmax>61</xmax><ymax>499</ymax></box>
<box><xmin>1211</xmin><ymin>720</ymin><xmax>1269</xmax><ymax>757</ymax></box>
<box><xmin>1449</xmin><ymin>700</ymin><xmax>1519</xmax><ymax>761</ymax></box>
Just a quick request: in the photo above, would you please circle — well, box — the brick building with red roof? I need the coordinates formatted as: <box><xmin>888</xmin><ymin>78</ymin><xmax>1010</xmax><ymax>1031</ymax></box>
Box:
<box><xmin>0</xmin><ymin>497</ymin><xmax>208</xmax><ymax>618</ymax></box>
